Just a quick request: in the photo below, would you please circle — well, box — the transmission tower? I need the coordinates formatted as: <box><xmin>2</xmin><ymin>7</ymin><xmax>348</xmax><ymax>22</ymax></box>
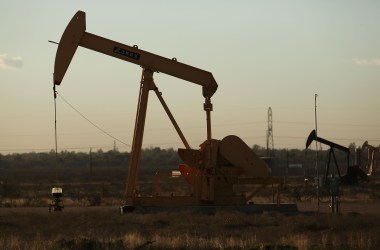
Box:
<box><xmin>266</xmin><ymin>107</ymin><xmax>274</xmax><ymax>157</ymax></box>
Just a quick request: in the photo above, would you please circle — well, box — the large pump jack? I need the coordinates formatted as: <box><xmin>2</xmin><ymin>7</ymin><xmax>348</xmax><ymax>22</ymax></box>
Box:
<box><xmin>54</xmin><ymin>11</ymin><xmax>280</xmax><ymax>209</ymax></box>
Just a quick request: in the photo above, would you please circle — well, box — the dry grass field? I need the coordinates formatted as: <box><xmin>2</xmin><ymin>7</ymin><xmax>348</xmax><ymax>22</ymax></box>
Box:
<box><xmin>1</xmin><ymin>167</ymin><xmax>380</xmax><ymax>249</ymax></box>
<box><xmin>1</xmin><ymin>205</ymin><xmax>380</xmax><ymax>250</ymax></box>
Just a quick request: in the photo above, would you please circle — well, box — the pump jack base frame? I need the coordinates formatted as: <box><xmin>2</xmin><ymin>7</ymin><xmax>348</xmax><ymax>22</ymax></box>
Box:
<box><xmin>120</xmin><ymin>177</ymin><xmax>297</xmax><ymax>214</ymax></box>
<box><xmin>120</xmin><ymin>203</ymin><xmax>298</xmax><ymax>214</ymax></box>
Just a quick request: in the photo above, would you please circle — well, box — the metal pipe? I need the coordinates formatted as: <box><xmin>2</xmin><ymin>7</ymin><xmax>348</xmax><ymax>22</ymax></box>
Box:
<box><xmin>153</xmin><ymin>88</ymin><xmax>191</xmax><ymax>149</ymax></box>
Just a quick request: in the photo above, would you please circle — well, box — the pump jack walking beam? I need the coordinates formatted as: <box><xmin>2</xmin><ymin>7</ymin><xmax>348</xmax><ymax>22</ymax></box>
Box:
<box><xmin>53</xmin><ymin>11</ymin><xmax>218</xmax><ymax>201</ymax></box>
<box><xmin>53</xmin><ymin>11</ymin><xmax>218</xmax><ymax>98</ymax></box>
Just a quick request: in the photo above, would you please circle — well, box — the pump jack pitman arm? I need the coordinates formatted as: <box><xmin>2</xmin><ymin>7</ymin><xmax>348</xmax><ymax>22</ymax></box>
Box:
<box><xmin>53</xmin><ymin>11</ymin><xmax>218</xmax><ymax>98</ymax></box>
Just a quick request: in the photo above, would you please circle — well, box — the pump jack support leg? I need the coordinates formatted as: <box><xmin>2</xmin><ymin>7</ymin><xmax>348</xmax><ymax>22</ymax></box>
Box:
<box><xmin>126</xmin><ymin>69</ymin><xmax>154</xmax><ymax>200</ymax></box>
<box><xmin>154</xmin><ymin>89</ymin><xmax>191</xmax><ymax>150</ymax></box>
<box><xmin>331</xmin><ymin>149</ymin><xmax>342</xmax><ymax>178</ymax></box>
<box><xmin>326</xmin><ymin>148</ymin><xmax>332</xmax><ymax>179</ymax></box>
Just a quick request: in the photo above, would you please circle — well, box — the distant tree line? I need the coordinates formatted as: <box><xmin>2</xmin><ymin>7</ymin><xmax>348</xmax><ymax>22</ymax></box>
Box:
<box><xmin>0</xmin><ymin>143</ymin><xmax>374</xmax><ymax>177</ymax></box>
<box><xmin>0</xmin><ymin>148</ymin><xmax>181</xmax><ymax>169</ymax></box>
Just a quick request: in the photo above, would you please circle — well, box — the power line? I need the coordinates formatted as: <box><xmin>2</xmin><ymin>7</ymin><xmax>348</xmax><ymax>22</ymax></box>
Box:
<box><xmin>56</xmin><ymin>92</ymin><xmax>131</xmax><ymax>148</ymax></box>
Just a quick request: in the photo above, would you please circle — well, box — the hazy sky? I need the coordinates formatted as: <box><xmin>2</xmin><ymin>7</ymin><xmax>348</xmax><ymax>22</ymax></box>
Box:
<box><xmin>1</xmin><ymin>1</ymin><xmax>379</xmax><ymax>153</ymax></box>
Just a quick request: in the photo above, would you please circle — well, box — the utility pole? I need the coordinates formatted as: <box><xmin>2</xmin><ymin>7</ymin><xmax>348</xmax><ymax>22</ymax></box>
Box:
<box><xmin>315</xmin><ymin>94</ymin><xmax>319</xmax><ymax>212</ymax></box>
<box><xmin>113</xmin><ymin>140</ymin><xmax>117</xmax><ymax>152</ymax></box>
<box><xmin>89</xmin><ymin>147</ymin><xmax>93</xmax><ymax>175</ymax></box>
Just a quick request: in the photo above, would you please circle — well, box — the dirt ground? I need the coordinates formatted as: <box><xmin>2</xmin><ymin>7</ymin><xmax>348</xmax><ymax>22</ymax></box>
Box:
<box><xmin>297</xmin><ymin>200</ymin><xmax>380</xmax><ymax>214</ymax></box>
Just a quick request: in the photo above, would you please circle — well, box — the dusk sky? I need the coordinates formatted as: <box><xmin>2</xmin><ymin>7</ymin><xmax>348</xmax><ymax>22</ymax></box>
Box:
<box><xmin>1</xmin><ymin>1</ymin><xmax>379</xmax><ymax>153</ymax></box>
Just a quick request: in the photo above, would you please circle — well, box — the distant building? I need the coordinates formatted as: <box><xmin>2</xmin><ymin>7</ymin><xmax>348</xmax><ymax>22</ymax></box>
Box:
<box><xmin>288</xmin><ymin>163</ymin><xmax>304</xmax><ymax>176</ymax></box>
<box><xmin>288</xmin><ymin>164</ymin><xmax>303</xmax><ymax>169</ymax></box>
